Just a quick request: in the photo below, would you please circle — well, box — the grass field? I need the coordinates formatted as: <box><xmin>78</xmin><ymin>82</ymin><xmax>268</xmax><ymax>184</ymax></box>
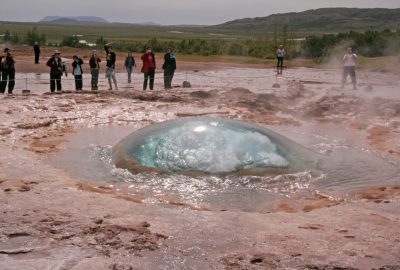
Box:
<box><xmin>0</xmin><ymin>21</ymin><xmax>246</xmax><ymax>44</ymax></box>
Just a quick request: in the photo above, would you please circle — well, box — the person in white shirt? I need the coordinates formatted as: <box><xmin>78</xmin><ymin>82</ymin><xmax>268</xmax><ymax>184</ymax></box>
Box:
<box><xmin>342</xmin><ymin>47</ymin><xmax>357</xmax><ymax>90</ymax></box>
<box><xmin>276</xmin><ymin>45</ymin><xmax>285</xmax><ymax>74</ymax></box>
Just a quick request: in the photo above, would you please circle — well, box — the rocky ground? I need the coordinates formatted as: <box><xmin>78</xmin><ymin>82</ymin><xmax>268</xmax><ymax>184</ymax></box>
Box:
<box><xmin>0</xmin><ymin>61</ymin><xmax>399</xmax><ymax>269</ymax></box>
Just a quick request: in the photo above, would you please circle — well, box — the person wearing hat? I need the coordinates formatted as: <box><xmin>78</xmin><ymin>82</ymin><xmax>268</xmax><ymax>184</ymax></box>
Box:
<box><xmin>46</xmin><ymin>50</ymin><xmax>67</xmax><ymax>92</ymax></box>
<box><xmin>89</xmin><ymin>50</ymin><xmax>101</xmax><ymax>90</ymax></box>
<box><xmin>33</xmin><ymin>42</ymin><xmax>41</xmax><ymax>64</ymax></box>
<box><xmin>72</xmin><ymin>55</ymin><xmax>84</xmax><ymax>91</ymax></box>
<box><xmin>162</xmin><ymin>47</ymin><xmax>176</xmax><ymax>90</ymax></box>
<box><xmin>0</xmin><ymin>48</ymin><xmax>16</xmax><ymax>95</ymax></box>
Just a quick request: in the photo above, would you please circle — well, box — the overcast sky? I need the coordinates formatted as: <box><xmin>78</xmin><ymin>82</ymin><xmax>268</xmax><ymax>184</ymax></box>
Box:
<box><xmin>1</xmin><ymin>0</ymin><xmax>399</xmax><ymax>25</ymax></box>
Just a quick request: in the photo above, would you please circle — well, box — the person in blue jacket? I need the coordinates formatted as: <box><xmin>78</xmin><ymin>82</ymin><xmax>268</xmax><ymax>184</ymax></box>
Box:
<box><xmin>124</xmin><ymin>51</ymin><xmax>136</xmax><ymax>83</ymax></box>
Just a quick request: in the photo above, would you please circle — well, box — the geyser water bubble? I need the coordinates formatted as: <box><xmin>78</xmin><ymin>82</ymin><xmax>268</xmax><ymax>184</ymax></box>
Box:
<box><xmin>112</xmin><ymin>117</ymin><xmax>316</xmax><ymax>175</ymax></box>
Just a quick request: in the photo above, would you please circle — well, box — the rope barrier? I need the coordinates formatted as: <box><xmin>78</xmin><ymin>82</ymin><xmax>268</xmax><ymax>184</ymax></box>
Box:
<box><xmin>0</xmin><ymin>68</ymin><xmax>358</xmax><ymax>93</ymax></box>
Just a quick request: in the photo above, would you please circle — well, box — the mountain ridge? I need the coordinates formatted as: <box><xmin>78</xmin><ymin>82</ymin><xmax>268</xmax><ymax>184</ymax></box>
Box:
<box><xmin>40</xmin><ymin>16</ymin><xmax>109</xmax><ymax>24</ymax></box>
<box><xmin>211</xmin><ymin>8</ymin><xmax>400</xmax><ymax>33</ymax></box>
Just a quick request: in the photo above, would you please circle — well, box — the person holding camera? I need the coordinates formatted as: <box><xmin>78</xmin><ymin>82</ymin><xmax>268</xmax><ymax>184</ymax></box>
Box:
<box><xmin>72</xmin><ymin>55</ymin><xmax>84</xmax><ymax>91</ymax></box>
<box><xmin>46</xmin><ymin>50</ymin><xmax>67</xmax><ymax>92</ymax></box>
<box><xmin>141</xmin><ymin>47</ymin><xmax>156</xmax><ymax>90</ymax></box>
<box><xmin>0</xmin><ymin>48</ymin><xmax>16</xmax><ymax>95</ymax></box>
<box><xmin>89</xmin><ymin>50</ymin><xmax>101</xmax><ymax>90</ymax></box>
<box><xmin>104</xmin><ymin>43</ymin><xmax>118</xmax><ymax>90</ymax></box>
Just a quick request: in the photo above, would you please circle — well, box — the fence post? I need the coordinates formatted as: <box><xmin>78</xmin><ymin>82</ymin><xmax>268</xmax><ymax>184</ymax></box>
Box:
<box><xmin>22</xmin><ymin>77</ymin><xmax>31</xmax><ymax>94</ymax></box>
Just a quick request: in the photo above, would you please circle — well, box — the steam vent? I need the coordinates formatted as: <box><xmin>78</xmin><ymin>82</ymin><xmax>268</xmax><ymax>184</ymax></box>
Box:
<box><xmin>112</xmin><ymin>117</ymin><xmax>316</xmax><ymax>175</ymax></box>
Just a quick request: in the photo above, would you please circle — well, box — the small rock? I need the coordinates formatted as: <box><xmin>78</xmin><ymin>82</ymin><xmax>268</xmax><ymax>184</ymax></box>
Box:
<box><xmin>182</xmin><ymin>81</ymin><xmax>192</xmax><ymax>88</ymax></box>
<box><xmin>94</xmin><ymin>218</ymin><xmax>103</xmax><ymax>224</ymax></box>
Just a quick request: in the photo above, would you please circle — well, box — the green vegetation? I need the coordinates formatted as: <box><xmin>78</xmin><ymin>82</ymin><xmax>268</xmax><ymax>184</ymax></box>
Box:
<box><xmin>1</xmin><ymin>8</ymin><xmax>400</xmax><ymax>61</ymax></box>
<box><xmin>302</xmin><ymin>29</ymin><xmax>400</xmax><ymax>61</ymax></box>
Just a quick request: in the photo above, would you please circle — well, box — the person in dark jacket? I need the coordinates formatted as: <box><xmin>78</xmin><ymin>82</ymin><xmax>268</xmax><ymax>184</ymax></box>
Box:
<box><xmin>46</xmin><ymin>50</ymin><xmax>67</xmax><ymax>92</ymax></box>
<box><xmin>124</xmin><ymin>51</ymin><xmax>136</xmax><ymax>83</ymax></box>
<box><xmin>89</xmin><ymin>50</ymin><xmax>101</xmax><ymax>90</ymax></box>
<box><xmin>104</xmin><ymin>43</ymin><xmax>118</xmax><ymax>90</ymax></box>
<box><xmin>0</xmin><ymin>48</ymin><xmax>16</xmax><ymax>95</ymax></box>
<box><xmin>141</xmin><ymin>47</ymin><xmax>156</xmax><ymax>90</ymax></box>
<box><xmin>33</xmin><ymin>42</ymin><xmax>41</xmax><ymax>64</ymax></box>
<box><xmin>72</xmin><ymin>55</ymin><xmax>84</xmax><ymax>91</ymax></box>
<box><xmin>162</xmin><ymin>47</ymin><xmax>176</xmax><ymax>90</ymax></box>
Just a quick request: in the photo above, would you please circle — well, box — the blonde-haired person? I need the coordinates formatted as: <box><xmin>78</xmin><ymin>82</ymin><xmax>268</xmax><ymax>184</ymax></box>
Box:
<box><xmin>89</xmin><ymin>50</ymin><xmax>101</xmax><ymax>90</ymax></box>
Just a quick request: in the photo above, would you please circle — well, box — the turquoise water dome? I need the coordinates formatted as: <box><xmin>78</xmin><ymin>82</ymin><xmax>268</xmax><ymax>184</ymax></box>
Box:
<box><xmin>112</xmin><ymin>117</ymin><xmax>316</xmax><ymax>175</ymax></box>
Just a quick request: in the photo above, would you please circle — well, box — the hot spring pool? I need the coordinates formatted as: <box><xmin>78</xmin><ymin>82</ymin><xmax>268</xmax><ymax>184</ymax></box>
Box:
<box><xmin>112</xmin><ymin>117</ymin><xmax>317</xmax><ymax>175</ymax></box>
<box><xmin>46</xmin><ymin>118</ymin><xmax>400</xmax><ymax>211</ymax></box>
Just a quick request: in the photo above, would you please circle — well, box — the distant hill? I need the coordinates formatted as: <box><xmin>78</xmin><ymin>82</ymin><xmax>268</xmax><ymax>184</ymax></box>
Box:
<box><xmin>211</xmin><ymin>8</ymin><xmax>400</xmax><ymax>33</ymax></box>
<box><xmin>135</xmin><ymin>21</ymin><xmax>162</xmax><ymax>26</ymax></box>
<box><xmin>40</xmin><ymin>16</ymin><xmax>109</xmax><ymax>24</ymax></box>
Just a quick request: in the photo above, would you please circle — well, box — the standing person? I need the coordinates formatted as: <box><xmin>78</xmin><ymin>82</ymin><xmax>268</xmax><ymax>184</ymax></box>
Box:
<box><xmin>72</xmin><ymin>55</ymin><xmax>84</xmax><ymax>91</ymax></box>
<box><xmin>341</xmin><ymin>47</ymin><xmax>358</xmax><ymax>90</ymax></box>
<box><xmin>0</xmin><ymin>48</ymin><xmax>16</xmax><ymax>95</ymax></box>
<box><xmin>162</xmin><ymin>47</ymin><xmax>176</xmax><ymax>90</ymax></box>
<box><xmin>33</xmin><ymin>42</ymin><xmax>41</xmax><ymax>64</ymax></box>
<box><xmin>276</xmin><ymin>45</ymin><xmax>285</xmax><ymax>74</ymax></box>
<box><xmin>89</xmin><ymin>50</ymin><xmax>101</xmax><ymax>90</ymax></box>
<box><xmin>141</xmin><ymin>47</ymin><xmax>156</xmax><ymax>91</ymax></box>
<box><xmin>104</xmin><ymin>43</ymin><xmax>118</xmax><ymax>90</ymax></box>
<box><xmin>46</xmin><ymin>50</ymin><xmax>67</xmax><ymax>92</ymax></box>
<box><xmin>124</xmin><ymin>51</ymin><xmax>136</xmax><ymax>83</ymax></box>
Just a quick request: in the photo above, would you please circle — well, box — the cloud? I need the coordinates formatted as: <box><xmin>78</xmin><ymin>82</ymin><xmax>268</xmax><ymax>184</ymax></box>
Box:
<box><xmin>0</xmin><ymin>0</ymin><xmax>399</xmax><ymax>25</ymax></box>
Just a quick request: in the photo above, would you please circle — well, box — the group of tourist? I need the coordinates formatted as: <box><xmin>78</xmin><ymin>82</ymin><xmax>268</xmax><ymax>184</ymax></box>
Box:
<box><xmin>45</xmin><ymin>43</ymin><xmax>177</xmax><ymax>92</ymax></box>
<box><xmin>0</xmin><ymin>43</ymin><xmax>358</xmax><ymax>94</ymax></box>
<box><xmin>0</xmin><ymin>43</ymin><xmax>177</xmax><ymax>94</ymax></box>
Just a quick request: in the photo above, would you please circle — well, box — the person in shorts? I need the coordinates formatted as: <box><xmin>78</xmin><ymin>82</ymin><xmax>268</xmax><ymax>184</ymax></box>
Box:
<box><xmin>104</xmin><ymin>43</ymin><xmax>118</xmax><ymax>90</ymax></box>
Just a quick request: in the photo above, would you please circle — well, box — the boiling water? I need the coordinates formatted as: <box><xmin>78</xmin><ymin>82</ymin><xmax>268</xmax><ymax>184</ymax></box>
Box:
<box><xmin>47</xmin><ymin>122</ymin><xmax>400</xmax><ymax>211</ymax></box>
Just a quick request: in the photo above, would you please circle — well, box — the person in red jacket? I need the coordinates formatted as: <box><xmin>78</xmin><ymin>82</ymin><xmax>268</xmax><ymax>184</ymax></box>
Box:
<box><xmin>141</xmin><ymin>47</ymin><xmax>156</xmax><ymax>90</ymax></box>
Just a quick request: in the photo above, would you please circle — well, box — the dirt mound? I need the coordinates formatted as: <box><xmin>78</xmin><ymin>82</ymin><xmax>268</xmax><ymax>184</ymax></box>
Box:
<box><xmin>190</xmin><ymin>90</ymin><xmax>214</xmax><ymax>98</ymax></box>
<box><xmin>82</xmin><ymin>223</ymin><xmax>167</xmax><ymax>255</ymax></box>
<box><xmin>305</xmin><ymin>95</ymin><xmax>363</xmax><ymax>118</ymax></box>
<box><xmin>220</xmin><ymin>251</ymin><xmax>280</xmax><ymax>269</ymax></box>
<box><xmin>228</xmin><ymin>87</ymin><xmax>253</xmax><ymax>95</ymax></box>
